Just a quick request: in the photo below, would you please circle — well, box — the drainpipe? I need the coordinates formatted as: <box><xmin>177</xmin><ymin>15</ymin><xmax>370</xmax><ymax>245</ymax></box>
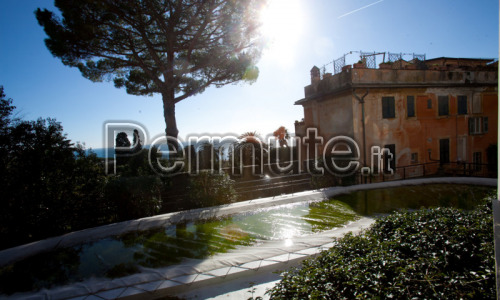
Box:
<box><xmin>353</xmin><ymin>88</ymin><xmax>369</xmax><ymax>182</ymax></box>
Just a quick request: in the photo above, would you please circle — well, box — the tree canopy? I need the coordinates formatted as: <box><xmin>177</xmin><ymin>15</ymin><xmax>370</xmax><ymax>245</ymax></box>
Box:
<box><xmin>36</xmin><ymin>0</ymin><xmax>265</xmax><ymax>139</ymax></box>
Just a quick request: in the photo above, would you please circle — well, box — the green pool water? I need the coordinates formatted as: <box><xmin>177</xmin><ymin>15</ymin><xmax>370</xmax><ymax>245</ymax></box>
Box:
<box><xmin>335</xmin><ymin>183</ymin><xmax>493</xmax><ymax>216</ymax></box>
<box><xmin>0</xmin><ymin>183</ymin><xmax>494</xmax><ymax>295</ymax></box>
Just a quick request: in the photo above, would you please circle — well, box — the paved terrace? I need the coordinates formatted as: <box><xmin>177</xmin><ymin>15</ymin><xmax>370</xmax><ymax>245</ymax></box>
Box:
<box><xmin>0</xmin><ymin>177</ymin><xmax>497</xmax><ymax>300</ymax></box>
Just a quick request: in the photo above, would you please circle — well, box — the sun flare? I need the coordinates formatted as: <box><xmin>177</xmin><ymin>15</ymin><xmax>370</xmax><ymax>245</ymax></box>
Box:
<box><xmin>259</xmin><ymin>0</ymin><xmax>304</xmax><ymax>65</ymax></box>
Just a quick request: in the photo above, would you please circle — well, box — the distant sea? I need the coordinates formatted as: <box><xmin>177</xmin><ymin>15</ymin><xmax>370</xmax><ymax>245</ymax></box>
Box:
<box><xmin>86</xmin><ymin>148</ymin><xmax>114</xmax><ymax>158</ymax></box>
<box><xmin>85</xmin><ymin>146</ymin><xmax>184</xmax><ymax>159</ymax></box>
<box><xmin>87</xmin><ymin>144</ymin><xmax>229</xmax><ymax>159</ymax></box>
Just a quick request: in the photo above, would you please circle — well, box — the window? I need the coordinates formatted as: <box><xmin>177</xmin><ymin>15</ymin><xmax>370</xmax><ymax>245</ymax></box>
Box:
<box><xmin>457</xmin><ymin>95</ymin><xmax>467</xmax><ymax>115</ymax></box>
<box><xmin>472</xmin><ymin>94</ymin><xmax>482</xmax><ymax>113</ymax></box>
<box><xmin>411</xmin><ymin>152</ymin><xmax>418</xmax><ymax>164</ymax></box>
<box><xmin>469</xmin><ymin>117</ymin><xmax>488</xmax><ymax>135</ymax></box>
<box><xmin>382</xmin><ymin>97</ymin><xmax>395</xmax><ymax>118</ymax></box>
<box><xmin>438</xmin><ymin>96</ymin><xmax>449</xmax><ymax>116</ymax></box>
<box><xmin>384</xmin><ymin>144</ymin><xmax>396</xmax><ymax>173</ymax></box>
<box><xmin>407</xmin><ymin>96</ymin><xmax>415</xmax><ymax>118</ymax></box>
<box><xmin>427</xmin><ymin>99</ymin><xmax>432</xmax><ymax>109</ymax></box>
<box><xmin>439</xmin><ymin>139</ymin><xmax>450</xmax><ymax>164</ymax></box>
<box><xmin>457</xmin><ymin>137</ymin><xmax>466</xmax><ymax>162</ymax></box>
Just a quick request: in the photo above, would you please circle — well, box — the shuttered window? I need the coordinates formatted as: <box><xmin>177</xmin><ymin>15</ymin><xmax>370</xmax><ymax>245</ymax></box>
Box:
<box><xmin>469</xmin><ymin>117</ymin><xmax>488</xmax><ymax>135</ymax></box>
<box><xmin>457</xmin><ymin>95</ymin><xmax>467</xmax><ymax>115</ymax></box>
<box><xmin>382</xmin><ymin>97</ymin><xmax>395</xmax><ymax>118</ymax></box>
<box><xmin>439</xmin><ymin>139</ymin><xmax>450</xmax><ymax>163</ymax></box>
<box><xmin>407</xmin><ymin>96</ymin><xmax>415</xmax><ymax>118</ymax></box>
<box><xmin>438</xmin><ymin>96</ymin><xmax>449</xmax><ymax>116</ymax></box>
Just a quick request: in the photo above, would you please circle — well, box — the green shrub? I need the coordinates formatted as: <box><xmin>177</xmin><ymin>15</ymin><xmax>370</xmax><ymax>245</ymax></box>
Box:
<box><xmin>268</xmin><ymin>199</ymin><xmax>495</xmax><ymax>299</ymax></box>
<box><xmin>105</xmin><ymin>176</ymin><xmax>163</xmax><ymax>221</ymax></box>
<box><xmin>0</xmin><ymin>89</ymin><xmax>112</xmax><ymax>248</ymax></box>
<box><xmin>187</xmin><ymin>171</ymin><xmax>237</xmax><ymax>208</ymax></box>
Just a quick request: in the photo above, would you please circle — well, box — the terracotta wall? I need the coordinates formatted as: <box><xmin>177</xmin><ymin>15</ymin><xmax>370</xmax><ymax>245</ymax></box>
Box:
<box><xmin>353</xmin><ymin>87</ymin><xmax>497</xmax><ymax>169</ymax></box>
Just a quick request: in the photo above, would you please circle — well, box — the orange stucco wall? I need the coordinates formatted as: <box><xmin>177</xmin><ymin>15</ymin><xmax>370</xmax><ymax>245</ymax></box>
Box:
<box><xmin>353</xmin><ymin>87</ymin><xmax>497</xmax><ymax>168</ymax></box>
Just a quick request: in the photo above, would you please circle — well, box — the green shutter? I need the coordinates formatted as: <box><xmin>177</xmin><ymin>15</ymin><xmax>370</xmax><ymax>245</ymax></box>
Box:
<box><xmin>457</xmin><ymin>95</ymin><xmax>467</xmax><ymax>115</ymax></box>
<box><xmin>382</xmin><ymin>97</ymin><xmax>395</xmax><ymax>118</ymax></box>
<box><xmin>438</xmin><ymin>96</ymin><xmax>449</xmax><ymax>116</ymax></box>
<box><xmin>407</xmin><ymin>96</ymin><xmax>415</xmax><ymax>117</ymax></box>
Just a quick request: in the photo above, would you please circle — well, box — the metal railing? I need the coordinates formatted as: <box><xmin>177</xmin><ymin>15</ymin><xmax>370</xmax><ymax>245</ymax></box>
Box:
<box><xmin>354</xmin><ymin>162</ymin><xmax>497</xmax><ymax>184</ymax></box>
<box><xmin>160</xmin><ymin>161</ymin><xmax>496</xmax><ymax>212</ymax></box>
<box><xmin>322</xmin><ymin>50</ymin><xmax>426</xmax><ymax>76</ymax></box>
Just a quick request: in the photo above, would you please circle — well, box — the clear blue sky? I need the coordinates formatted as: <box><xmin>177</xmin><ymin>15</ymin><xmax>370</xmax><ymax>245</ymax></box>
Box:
<box><xmin>0</xmin><ymin>0</ymin><xmax>498</xmax><ymax>149</ymax></box>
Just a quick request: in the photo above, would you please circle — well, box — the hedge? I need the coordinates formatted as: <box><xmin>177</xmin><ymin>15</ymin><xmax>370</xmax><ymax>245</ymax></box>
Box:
<box><xmin>268</xmin><ymin>197</ymin><xmax>495</xmax><ymax>299</ymax></box>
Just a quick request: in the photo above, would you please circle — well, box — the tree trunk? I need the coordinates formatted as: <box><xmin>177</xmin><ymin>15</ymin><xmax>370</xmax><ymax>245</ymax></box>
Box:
<box><xmin>162</xmin><ymin>92</ymin><xmax>180</xmax><ymax>153</ymax></box>
<box><xmin>163</xmin><ymin>99</ymin><xmax>179</xmax><ymax>138</ymax></box>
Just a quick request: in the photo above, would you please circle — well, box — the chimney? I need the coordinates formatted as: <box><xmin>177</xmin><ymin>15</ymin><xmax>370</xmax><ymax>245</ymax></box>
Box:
<box><xmin>310</xmin><ymin>66</ymin><xmax>320</xmax><ymax>84</ymax></box>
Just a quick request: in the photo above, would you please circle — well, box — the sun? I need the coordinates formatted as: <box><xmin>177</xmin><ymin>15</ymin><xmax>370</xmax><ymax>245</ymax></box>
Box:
<box><xmin>259</xmin><ymin>0</ymin><xmax>304</xmax><ymax>65</ymax></box>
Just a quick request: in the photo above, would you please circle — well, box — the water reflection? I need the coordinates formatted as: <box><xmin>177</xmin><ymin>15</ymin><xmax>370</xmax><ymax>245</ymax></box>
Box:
<box><xmin>0</xmin><ymin>247</ymin><xmax>81</xmax><ymax>295</ymax></box>
<box><xmin>118</xmin><ymin>218</ymin><xmax>255</xmax><ymax>270</ymax></box>
<box><xmin>333</xmin><ymin>184</ymin><xmax>492</xmax><ymax>216</ymax></box>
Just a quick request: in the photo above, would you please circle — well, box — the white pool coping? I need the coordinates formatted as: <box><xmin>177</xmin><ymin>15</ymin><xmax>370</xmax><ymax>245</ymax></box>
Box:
<box><xmin>1</xmin><ymin>177</ymin><xmax>497</xmax><ymax>300</ymax></box>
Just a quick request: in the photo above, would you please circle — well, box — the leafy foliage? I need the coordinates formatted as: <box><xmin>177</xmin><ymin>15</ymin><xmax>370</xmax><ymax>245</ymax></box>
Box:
<box><xmin>105</xmin><ymin>175</ymin><xmax>163</xmax><ymax>220</ymax></box>
<box><xmin>268</xmin><ymin>198</ymin><xmax>495</xmax><ymax>299</ymax></box>
<box><xmin>187</xmin><ymin>171</ymin><xmax>237</xmax><ymax>208</ymax></box>
<box><xmin>36</xmin><ymin>0</ymin><xmax>266</xmax><ymax>137</ymax></box>
<box><xmin>0</xmin><ymin>88</ymin><xmax>113</xmax><ymax>249</ymax></box>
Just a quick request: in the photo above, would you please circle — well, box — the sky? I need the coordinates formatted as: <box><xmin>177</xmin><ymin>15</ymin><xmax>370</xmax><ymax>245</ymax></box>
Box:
<box><xmin>0</xmin><ymin>0</ymin><xmax>498</xmax><ymax>150</ymax></box>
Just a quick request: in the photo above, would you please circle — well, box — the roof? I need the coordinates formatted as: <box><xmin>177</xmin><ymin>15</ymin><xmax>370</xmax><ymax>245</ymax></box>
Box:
<box><xmin>425</xmin><ymin>57</ymin><xmax>495</xmax><ymax>64</ymax></box>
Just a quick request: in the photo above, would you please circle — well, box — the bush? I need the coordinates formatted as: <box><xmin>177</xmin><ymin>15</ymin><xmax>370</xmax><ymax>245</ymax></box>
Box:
<box><xmin>0</xmin><ymin>102</ymin><xmax>111</xmax><ymax>249</ymax></box>
<box><xmin>268</xmin><ymin>199</ymin><xmax>495</xmax><ymax>299</ymax></box>
<box><xmin>105</xmin><ymin>176</ymin><xmax>163</xmax><ymax>221</ymax></box>
<box><xmin>187</xmin><ymin>171</ymin><xmax>237</xmax><ymax>208</ymax></box>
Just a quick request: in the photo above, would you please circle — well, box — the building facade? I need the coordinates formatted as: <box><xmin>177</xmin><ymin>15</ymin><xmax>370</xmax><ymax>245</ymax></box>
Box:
<box><xmin>294</xmin><ymin>57</ymin><xmax>498</xmax><ymax>176</ymax></box>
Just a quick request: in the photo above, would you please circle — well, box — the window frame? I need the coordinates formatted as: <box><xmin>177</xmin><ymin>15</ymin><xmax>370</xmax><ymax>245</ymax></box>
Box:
<box><xmin>439</xmin><ymin>138</ymin><xmax>450</xmax><ymax>164</ymax></box>
<box><xmin>469</xmin><ymin>116</ymin><xmax>488</xmax><ymax>135</ymax></box>
<box><xmin>384</xmin><ymin>144</ymin><xmax>396</xmax><ymax>173</ymax></box>
<box><xmin>457</xmin><ymin>95</ymin><xmax>467</xmax><ymax>115</ymax></box>
<box><xmin>382</xmin><ymin>96</ymin><xmax>396</xmax><ymax>119</ymax></box>
<box><xmin>438</xmin><ymin>95</ymin><xmax>449</xmax><ymax>116</ymax></box>
<box><xmin>410</xmin><ymin>152</ymin><xmax>418</xmax><ymax>164</ymax></box>
<box><xmin>406</xmin><ymin>95</ymin><xmax>415</xmax><ymax>118</ymax></box>
<box><xmin>472</xmin><ymin>94</ymin><xmax>482</xmax><ymax>114</ymax></box>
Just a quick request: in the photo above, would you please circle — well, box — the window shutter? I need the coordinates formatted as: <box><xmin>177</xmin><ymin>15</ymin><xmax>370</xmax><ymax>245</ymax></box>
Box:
<box><xmin>407</xmin><ymin>96</ymin><xmax>415</xmax><ymax>117</ymax></box>
<box><xmin>457</xmin><ymin>95</ymin><xmax>467</xmax><ymax>115</ymax></box>
<box><xmin>382</xmin><ymin>97</ymin><xmax>395</xmax><ymax>118</ymax></box>
<box><xmin>438</xmin><ymin>96</ymin><xmax>449</xmax><ymax>116</ymax></box>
